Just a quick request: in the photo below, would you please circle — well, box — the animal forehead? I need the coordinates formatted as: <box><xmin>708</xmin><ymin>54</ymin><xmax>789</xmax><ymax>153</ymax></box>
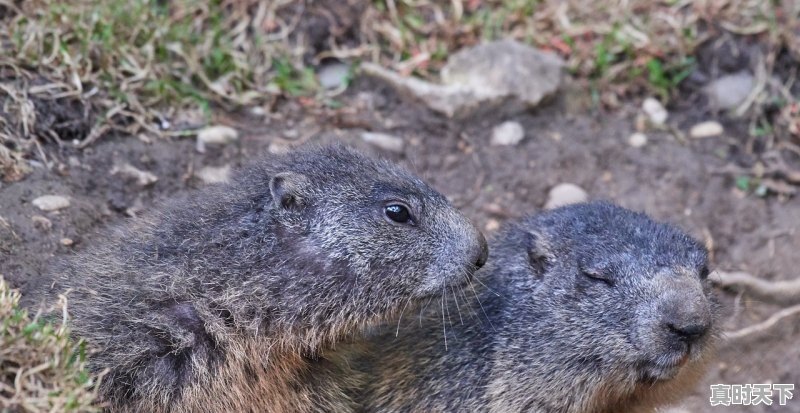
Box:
<box><xmin>289</xmin><ymin>147</ymin><xmax>431</xmax><ymax>190</ymax></box>
<box><xmin>534</xmin><ymin>202</ymin><xmax>706</xmax><ymax>264</ymax></box>
<box><xmin>578</xmin><ymin>250</ymin><xmax>703</xmax><ymax>278</ymax></box>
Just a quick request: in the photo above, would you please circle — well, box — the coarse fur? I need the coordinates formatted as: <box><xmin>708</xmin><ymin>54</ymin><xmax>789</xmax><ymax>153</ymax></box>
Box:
<box><xmin>354</xmin><ymin>202</ymin><xmax>718</xmax><ymax>413</ymax></box>
<box><xmin>57</xmin><ymin>145</ymin><xmax>488</xmax><ymax>413</ymax></box>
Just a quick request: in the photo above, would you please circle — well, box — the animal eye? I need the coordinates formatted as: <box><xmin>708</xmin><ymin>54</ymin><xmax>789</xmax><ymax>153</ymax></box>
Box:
<box><xmin>583</xmin><ymin>270</ymin><xmax>613</xmax><ymax>286</ymax></box>
<box><xmin>699</xmin><ymin>266</ymin><xmax>710</xmax><ymax>280</ymax></box>
<box><xmin>385</xmin><ymin>204</ymin><xmax>412</xmax><ymax>224</ymax></box>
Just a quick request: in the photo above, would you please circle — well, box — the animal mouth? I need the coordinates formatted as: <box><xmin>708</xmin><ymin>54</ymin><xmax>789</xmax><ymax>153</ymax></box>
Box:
<box><xmin>640</xmin><ymin>349</ymin><xmax>691</xmax><ymax>381</ymax></box>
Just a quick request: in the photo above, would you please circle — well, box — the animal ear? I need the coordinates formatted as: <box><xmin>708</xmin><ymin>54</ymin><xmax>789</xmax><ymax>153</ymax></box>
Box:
<box><xmin>526</xmin><ymin>230</ymin><xmax>553</xmax><ymax>277</ymax></box>
<box><xmin>269</xmin><ymin>171</ymin><xmax>311</xmax><ymax>210</ymax></box>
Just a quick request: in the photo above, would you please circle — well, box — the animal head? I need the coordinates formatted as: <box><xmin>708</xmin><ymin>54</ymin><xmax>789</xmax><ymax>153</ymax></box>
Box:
<box><xmin>491</xmin><ymin>202</ymin><xmax>716</xmax><ymax>393</ymax></box>
<box><xmin>238</xmin><ymin>145</ymin><xmax>487</xmax><ymax>337</ymax></box>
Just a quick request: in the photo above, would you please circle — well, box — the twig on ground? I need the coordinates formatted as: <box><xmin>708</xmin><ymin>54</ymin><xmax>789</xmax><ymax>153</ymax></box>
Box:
<box><xmin>713</xmin><ymin>270</ymin><xmax>800</xmax><ymax>306</ymax></box>
<box><xmin>724</xmin><ymin>303</ymin><xmax>800</xmax><ymax>342</ymax></box>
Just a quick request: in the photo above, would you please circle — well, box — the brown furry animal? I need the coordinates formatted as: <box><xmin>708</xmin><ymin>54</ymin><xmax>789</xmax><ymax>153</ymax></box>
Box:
<box><xmin>352</xmin><ymin>202</ymin><xmax>717</xmax><ymax>413</ymax></box>
<box><xmin>58</xmin><ymin>145</ymin><xmax>487</xmax><ymax>412</ymax></box>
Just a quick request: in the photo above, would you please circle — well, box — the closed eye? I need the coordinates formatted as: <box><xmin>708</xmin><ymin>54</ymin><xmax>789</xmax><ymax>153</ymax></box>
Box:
<box><xmin>583</xmin><ymin>269</ymin><xmax>614</xmax><ymax>286</ymax></box>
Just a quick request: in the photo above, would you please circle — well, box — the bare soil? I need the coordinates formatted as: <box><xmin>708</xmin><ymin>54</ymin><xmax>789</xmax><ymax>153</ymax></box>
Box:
<box><xmin>1</xmin><ymin>74</ymin><xmax>798</xmax><ymax>412</ymax></box>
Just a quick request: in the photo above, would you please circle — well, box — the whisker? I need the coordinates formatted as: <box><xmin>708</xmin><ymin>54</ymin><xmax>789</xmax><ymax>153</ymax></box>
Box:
<box><xmin>471</xmin><ymin>274</ymin><xmax>503</xmax><ymax>299</ymax></box>
<box><xmin>419</xmin><ymin>294</ymin><xmax>434</xmax><ymax>327</ymax></box>
<box><xmin>443</xmin><ymin>283</ymin><xmax>454</xmax><ymax>329</ymax></box>
<box><xmin>441</xmin><ymin>286</ymin><xmax>448</xmax><ymax>351</ymax></box>
<box><xmin>395</xmin><ymin>295</ymin><xmax>413</xmax><ymax>337</ymax></box>
<box><xmin>457</xmin><ymin>282</ymin><xmax>478</xmax><ymax>321</ymax></box>
<box><xmin>450</xmin><ymin>283</ymin><xmax>464</xmax><ymax>325</ymax></box>
<box><xmin>468</xmin><ymin>280</ymin><xmax>496</xmax><ymax>332</ymax></box>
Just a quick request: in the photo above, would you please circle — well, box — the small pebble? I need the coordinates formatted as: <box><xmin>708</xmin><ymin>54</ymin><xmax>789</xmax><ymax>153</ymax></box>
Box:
<box><xmin>31</xmin><ymin>215</ymin><xmax>52</xmax><ymax>231</ymax></box>
<box><xmin>628</xmin><ymin>132</ymin><xmax>648</xmax><ymax>148</ymax></box>
<box><xmin>111</xmin><ymin>163</ymin><xmax>158</xmax><ymax>186</ymax></box>
<box><xmin>195</xmin><ymin>165</ymin><xmax>232</xmax><ymax>185</ymax></box>
<box><xmin>249</xmin><ymin>106</ymin><xmax>267</xmax><ymax>117</ymax></box>
<box><xmin>317</xmin><ymin>61</ymin><xmax>351</xmax><ymax>90</ymax></box>
<box><xmin>705</xmin><ymin>72</ymin><xmax>754</xmax><ymax>110</ymax></box>
<box><xmin>485</xmin><ymin>219</ymin><xmax>501</xmax><ymax>232</ymax></box>
<box><xmin>268</xmin><ymin>143</ymin><xmax>290</xmax><ymax>155</ymax></box>
<box><xmin>196</xmin><ymin>125</ymin><xmax>239</xmax><ymax>153</ymax></box>
<box><xmin>689</xmin><ymin>121</ymin><xmax>724</xmax><ymax>139</ymax></box>
<box><xmin>544</xmin><ymin>183</ymin><xmax>588</xmax><ymax>210</ymax></box>
<box><xmin>642</xmin><ymin>97</ymin><xmax>668</xmax><ymax>125</ymax></box>
<box><xmin>60</xmin><ymin>238</ymin><xmax>74</xmax><ymax>247</ymax></box>
<box><xmin>490</xmin><ymin>121</ymin><xmax>525</xmax><ymax>146</ymax></box>
<box><xmin>32</xmin><ymin>195</ymin><xmax>70</xmax><ymax>212</ymax></box>
<box><xmin>361</xmin><ymin>132</ymin><xmax>405</xmax><ymax>153</ymax></box>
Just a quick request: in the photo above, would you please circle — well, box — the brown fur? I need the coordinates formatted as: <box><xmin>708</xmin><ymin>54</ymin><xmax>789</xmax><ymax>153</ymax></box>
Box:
<box><xmin>57</xmin><ymin>146</ymin><xmax>487</xmax><ymax>412</ymax></box>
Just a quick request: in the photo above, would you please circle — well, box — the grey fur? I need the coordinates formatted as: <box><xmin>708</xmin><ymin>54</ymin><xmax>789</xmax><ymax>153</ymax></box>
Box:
<box><xmin>58</xmin><ymin>145</ymin><xmax>487</xmax><ymax>412</ymax></box>
<box><xmin>354</xmin><ymin>202</ymin><xmax>718</xmax><ymax>413</ymax></box>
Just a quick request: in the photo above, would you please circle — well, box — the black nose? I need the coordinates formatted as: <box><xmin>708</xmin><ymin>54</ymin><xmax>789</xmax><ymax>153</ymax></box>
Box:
<box><xmin>666</xmin><ymin>321</ymin><xmax>710</xmax><ymax>343</ymax></box>
<box><xmin>475</xmin><ymin>233</ymin><xmax>489</xmax><ymax>268</ymax></box>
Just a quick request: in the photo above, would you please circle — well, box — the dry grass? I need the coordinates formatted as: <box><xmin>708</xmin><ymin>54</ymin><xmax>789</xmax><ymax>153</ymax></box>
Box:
<box><xmin>0</xmin><ymin>277</ymin><xmax>102</xmax><ymax>412</ymax></box>
<box><xmin>0</xmin><ymin>0</ymin><xmax>798</xmax><ymax>181</ymax></box>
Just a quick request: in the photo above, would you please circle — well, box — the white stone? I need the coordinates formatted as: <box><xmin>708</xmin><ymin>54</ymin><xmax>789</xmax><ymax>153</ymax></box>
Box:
<box><xmin>362</xmin><ymin>40</ymin><xmax>563</xmax><ymax>118</ymax></box>
<box><xmin>32</xmin><ymin>195</ymin><xmax>70</xmax><ymax>211</ymax></box>
<box><xmin>318</xmin><ymin>61</ymin><xmax>350</xmax><ymax>90</ymax></box>
<box><xmin>361</xmin><ymin>132</ymin><xmax>405</xmax><ymax>153</ymax></box>
<box><xmin>195</xmin><ymin>165</ymin><xmax>231</xmax><ymax>185</ymax></box>
<box><xmin>642</xmin><ymin>97</ymin><xmax>668</xmax><ymax>125</ymax></box>
<box><xmin>705</xmin><ymin>72</ymin><xmax>754</xmax><ymax>110</ymax></box>
<box><xmin>196</xmin><ymin>125</ymin><xmax>239</xmax><ymax>153</ymax></box>
<box><xmin>491</xmin><ymin>121</ymin><xmax>525</xmax><ymax>146</ymax></box>
<box><xmin>628</xmin><ymin>132</ymin><xmax>648</xmax><ymax>148</ymax></box>
<box><xmin>544</xmin><ymin>183</ymin><xmax>588</xmax><ymax>210</ymax></box>
<box><xmin>110</xmin><ymin>163</ymin><xmax>158</xmax><ymax>186</ymax></box>
<box><xmin>689</xmin><ymin>121</ymin><xmax>724</xmax><ymax>138</ymax></box>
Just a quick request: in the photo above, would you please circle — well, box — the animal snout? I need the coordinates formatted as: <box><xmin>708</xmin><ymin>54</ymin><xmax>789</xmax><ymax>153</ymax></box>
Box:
<box><xmin>474</xmin><ymin>232</ymin><xmax>489</xmax><ymax>269</ymax></box>
<box><xmin>661</xmin><ymin>297</ymin><xmax>712</xmax><ymax>345</ymax></box>
<box><xmin>666</xmin><ymin>319</ymin><xmax>710</xmax><ymax>344</ymax></box>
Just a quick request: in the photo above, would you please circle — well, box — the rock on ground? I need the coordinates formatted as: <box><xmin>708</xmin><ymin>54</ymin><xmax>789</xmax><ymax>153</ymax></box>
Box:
<box><xmin>318</xmin><ymin>61</ymin><xmax>350</xmax><ymax>90</ymax></box>
<box><xmin>705</xmin><ymin>72</ymin><xmax>754</xmax><ymax>110</ymax></box>
<box><xmin>628</xmin><ymin>132</ymin><xmax>648</xmax><ymax>148</ymax></box>
<box><xmin>195</xmin><ymin>165</ymin><xmax>231</xmax><ymax>185</ymax></box>
<box><xmin>360</xmin><ymin>132</ymin><xmax>404</xmax><ymax>153</ymax></box>
<box><xmin>544</xmin><ymin>183</ymin><xmax>588</xmax><ymax>210</ymax></box>
<box><xmin>196</xmin><ymin>125</ymin><xmax>239</xmax><ymax>153</ymax></box>
<box><xmin>642</xmin><ymin>98</ymin><xmax>668</xmax><ymax>125</ymax></box>
<box><xmin>690</xmin><ymin>121</ymin><xmax>724</xmax><ymax>138</ymax></box>
<box><xmin>31</xmin><ymin>195</ymin><xmax>70</xmax><ymax>212</ymax></box>
<box><xmin>362</xmin><ymin>39</ymin><xmax>563</xmax><ymax>118</ymax></box>
<box><xmin>110</xmin><ymin>163</ymin><xmax>158</xmax><ymax>186</ymax></box>
<box><xmin>441</xmin><ymin>39</ymin><xmax>564</xmax><ymax>111</ymax></box>
<box><xmin>491</xmin><ymin>121</ymin><xmax>525</xmax><ymax>146</ymax></box>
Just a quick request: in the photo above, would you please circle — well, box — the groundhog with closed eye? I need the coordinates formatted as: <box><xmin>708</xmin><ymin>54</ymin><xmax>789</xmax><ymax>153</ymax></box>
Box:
<box><xmin>354</xmin><ymin>201</ymin><xmax>717</xmax><ymax>413</ymax></box>
<box><xmin>58</xmin><ymin>145</ymin><xmax>488</xmax><ymax>413</ymax></box>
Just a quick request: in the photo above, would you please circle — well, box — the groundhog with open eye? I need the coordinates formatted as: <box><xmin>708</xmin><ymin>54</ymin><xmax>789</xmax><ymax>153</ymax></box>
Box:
<box><xmin>354</xmin><ymin>201</ymin><xmax>717</xmax><ymax>413</ymax></box>
<box><xmin>58</xmin><ymin>145</ymin><xmax>488</xmax><ymax>413</ymax></box>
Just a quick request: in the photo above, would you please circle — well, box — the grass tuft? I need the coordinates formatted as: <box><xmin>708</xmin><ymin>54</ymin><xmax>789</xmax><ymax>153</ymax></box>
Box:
<box><xmin>0</xmin><ymin>277</ymin><xmax>102</xmax><ymax>412</ymax></box>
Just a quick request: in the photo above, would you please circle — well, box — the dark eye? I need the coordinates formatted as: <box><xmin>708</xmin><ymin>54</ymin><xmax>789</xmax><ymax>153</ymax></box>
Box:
<box><xmin>385</xmin><ymin>204</ymin><xmax>412</xmax><ymax>224</ymax></box>
<box><xmin>699</xmin><ymin>266</ymin><xmax>710</xmax><ymax>280</ymax></box>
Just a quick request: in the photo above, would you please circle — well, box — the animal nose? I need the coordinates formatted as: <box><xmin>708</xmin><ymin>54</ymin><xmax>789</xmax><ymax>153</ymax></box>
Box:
<box><xmin>666</xmin><ymin>320</ymin><xmax>710</xmax><ymax>343</ymax></box>
<box><xmin>474</xmin><ymin>233</ymin><xmax>489</xmax><ymax>268</ymax></box>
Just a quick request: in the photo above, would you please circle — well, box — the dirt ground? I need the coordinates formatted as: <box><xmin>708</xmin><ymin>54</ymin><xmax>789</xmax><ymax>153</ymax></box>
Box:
<box><xmin>1</xmin><ymin>72</ymin><xmax>798</xmax><ymax>412</ymax></box>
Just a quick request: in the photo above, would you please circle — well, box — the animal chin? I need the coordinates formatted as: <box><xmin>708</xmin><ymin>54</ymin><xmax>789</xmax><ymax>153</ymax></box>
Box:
<box><xmin>416</xmin><ymin>264</ymin><xmax>476</xmax><ymax>297</ymax></box>
<box><xmin>640</xmin><ymin>351</ymin><xmax>690</xmax><ymax>382</ymax></box>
